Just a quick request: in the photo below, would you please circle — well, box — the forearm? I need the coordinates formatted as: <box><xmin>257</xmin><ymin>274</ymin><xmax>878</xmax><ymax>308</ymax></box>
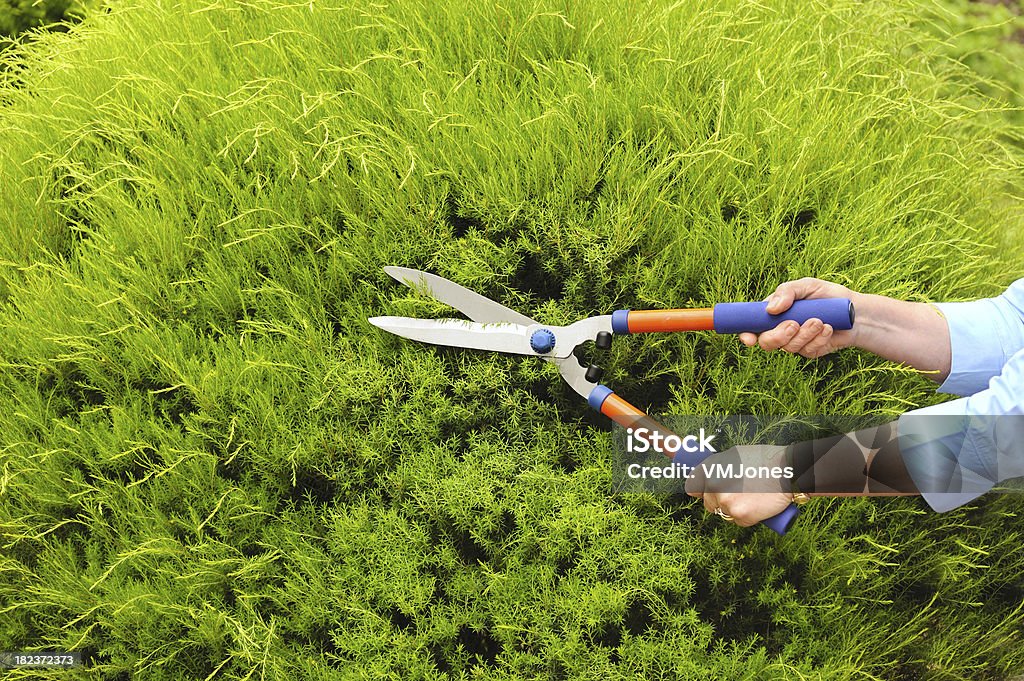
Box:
<box><xmin>789</xmin><ymin>422</ymin><xmax>919</xmax><ymax>498</ymax></box>
<box><xmin>848</xmin><ymin>292</ymin><xmax>952</xmax><ymax>383</ymax></box>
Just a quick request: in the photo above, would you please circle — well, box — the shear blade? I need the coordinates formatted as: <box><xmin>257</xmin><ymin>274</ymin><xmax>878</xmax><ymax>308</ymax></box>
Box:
<box><xmin>383</xmin><ymin>266</ymin><xmax>536</xmax><ymax>326</ymax></box>
<box><xmin>368</xmin><ymin>316</ymin><xmax>535</xmax><ymax>356</ymax></box>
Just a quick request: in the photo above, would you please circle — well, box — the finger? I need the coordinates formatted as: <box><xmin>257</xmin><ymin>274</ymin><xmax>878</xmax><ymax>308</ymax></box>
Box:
<box><xmin>758</xmin><ymin>321</ymin><xmax>800</xmax><ymax>351</ymax></box>
<box><xmin>799</xmin><ymin>323</ymin><xmax>834</xmax><ymax>358</ymax></box>
<box><xmin>702</xmin><ymin>493</ymin><xmax>721</xmax><ymax>516</ymax></box>
<box><xmin>732</xmin><ymin>501</ymin><xmax>764</xmax><ymax>527</ymax></box>
<box><xmin>782</xmin><ymin>319</ymin><xmax>824</xmax><ymax>353</ymax></box>
<box><xmin>766</xmin><ymin>277</ymin><xmax>824</xmax><ymax>314</ymax></box>
<box><xmin>738</xmin><ymin>332</ymin><xmax>758</xmax><ymax>347</ymax></box>
<box><xmin>685</xmin><ymin>460</ymin><xmax>707</xmax><ymax>498</ymax></box>
<box><xmin>685</xmin><ymin>479</ymin><xmax>706</xmax><ymax>500</ymax></box>
<box><xmin>710</xmin><ymin>492</ymin><xmax>739</xmax><ymax>519</ymax></box>
<box><xmin>717</xmin><ymin>495</ymin><xmax>755</xmax><ymax>526</ymax></box>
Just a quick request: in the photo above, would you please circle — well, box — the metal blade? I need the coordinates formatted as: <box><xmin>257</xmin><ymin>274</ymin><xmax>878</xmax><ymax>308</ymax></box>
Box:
<box><xmin>368</xmin><ymin>316</ymin><xmax>535</xmax><ymax>355</ymax></box>
<box><xmin>554</xmin><ymin>357</ymin><xmax>598</xmax><ymax>400</ymax></box>
<box><xmin>384</xmin><ymin>266</ymin><xmax>536</xmax><ymax>326</ymax></box>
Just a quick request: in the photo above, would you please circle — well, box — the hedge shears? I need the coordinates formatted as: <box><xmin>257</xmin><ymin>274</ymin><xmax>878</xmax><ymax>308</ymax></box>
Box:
<box><xmin>369</xmin><ymin>266</ymin><xmax>855</xmax><ymax>535</ymax></box>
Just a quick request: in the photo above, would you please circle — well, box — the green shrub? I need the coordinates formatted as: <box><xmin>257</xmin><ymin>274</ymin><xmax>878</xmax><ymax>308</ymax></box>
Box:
<box><xmin>0</xmin><ymin>0</ymin><xmax>1022</xmax><ymax>679</ymax></box>
<box><xmin>926</xmin><ymin>0</ymin><xmax>1024</xmax><ymax>135</ymax></box>
<box><xmin>0</xmin><ymin>0</ymin><xmax>90</xmax><ymax>47</ymax></box>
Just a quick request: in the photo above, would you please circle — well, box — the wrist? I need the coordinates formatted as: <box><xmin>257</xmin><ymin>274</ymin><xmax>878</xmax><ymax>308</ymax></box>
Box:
<box><xmin>785</xmin><ymin>441</ymin><xmax>815</xmax><ymax>499</ymax></box>
<box><xmin>845</xmin><ymin>290</ymin><xmax>886</xmax><ymax>350</ymax></box>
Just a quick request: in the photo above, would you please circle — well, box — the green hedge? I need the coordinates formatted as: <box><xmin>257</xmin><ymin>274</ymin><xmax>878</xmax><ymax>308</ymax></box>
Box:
<box><xmin>1</xmin><ymin>0</ymin><xmax>1023</xmax><ymax>679</ymax></box>
<box><xmin>929</xmin><ymin>0</ymin><xmax>1024</xmax><ymax>145</ymax></box>
<box><xmin>0</xmin><ymin>0</ymin><xmax>90</xmax><ymax>48</ymax></box>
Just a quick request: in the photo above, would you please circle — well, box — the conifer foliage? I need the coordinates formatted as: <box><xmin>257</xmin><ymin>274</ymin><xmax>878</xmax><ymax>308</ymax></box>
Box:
<box><xmin>1</xmin><ymin>0</ymin><xmax>1023</xmax><ymax>678</ymax></box>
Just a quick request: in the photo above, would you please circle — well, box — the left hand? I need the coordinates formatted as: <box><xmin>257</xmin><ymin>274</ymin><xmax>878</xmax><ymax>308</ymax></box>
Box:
<box><xmin>684</xmin><ymin>444</ymin><xmax>796</xmax><ymax>527</ymax></box>
<box><xmin>737</xmin><ymin>278</ymin><xmax>859</xmax><ymax>358</ymax></box>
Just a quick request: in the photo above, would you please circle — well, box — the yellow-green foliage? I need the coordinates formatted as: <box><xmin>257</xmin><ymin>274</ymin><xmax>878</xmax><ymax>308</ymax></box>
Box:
<box><xmin>0</xmin><ymin>0</ymin><xmax>91</xmax><ymax>48</ymax></box>
<box><xmin>1</xmin><ymin>0</ymin><xmax>1023</xmax><ymax>679</ymax></box>
<box><xmin>929</xmin><ymin>0</ymin><xmax>1024</xmax><ymax>131</ymax></box>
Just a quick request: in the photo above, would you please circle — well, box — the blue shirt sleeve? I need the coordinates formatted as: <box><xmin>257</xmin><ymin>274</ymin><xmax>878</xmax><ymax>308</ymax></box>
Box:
<box><xmin>932</xmin><ymin>278</ymin><xmax>1024</xmax><ymax>396</ymax></box>
<box><xmin>900</xmin><ymin>278</ymin><xmax>1024</xmax><ymax>512</ymax></box>
<box><xmin>900</xmin><ymin>347</ymin><xmax>1024</xmax><ymax>511</ymax></box>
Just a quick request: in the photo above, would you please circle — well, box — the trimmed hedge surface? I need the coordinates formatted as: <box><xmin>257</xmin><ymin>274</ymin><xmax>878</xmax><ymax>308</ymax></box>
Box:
<box><xmin>1</xmin><ymin>0</ymin><xmax>1023</xmax><ymax>678</ymax></box>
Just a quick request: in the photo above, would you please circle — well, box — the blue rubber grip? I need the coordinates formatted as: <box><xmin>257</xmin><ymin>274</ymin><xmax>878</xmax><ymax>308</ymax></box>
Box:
<box><xmin>713</xmin><ymin>298</ymin><xmax>854</xmax><ymax>334</ymax></box>
<box><xmin>761</xmin><ymin>503</ymin><xmax>800</xmax><ymax>535</ymax></box>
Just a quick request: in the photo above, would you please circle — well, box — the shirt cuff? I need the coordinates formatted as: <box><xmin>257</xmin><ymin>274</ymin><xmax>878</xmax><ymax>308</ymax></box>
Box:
<box><xmin>933</xmin><ymin>299</ymin><xmax>1013</xmax><ymax>396</ymax></box>
<box><xmin>899</xmin><ymin>400</ymin><xmax>997</xmax><ymax>513</ymax></box>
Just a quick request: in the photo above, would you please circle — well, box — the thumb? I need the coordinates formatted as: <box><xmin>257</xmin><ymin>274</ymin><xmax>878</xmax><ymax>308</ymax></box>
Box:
<box><xmin>683</xmin><ymin>448</ymin><xmax>743</xmax><ymax>497</ymax></box>
<box><xmin>680</xmin><ymin>451</ymin><xmax>706</xmax><ymax>498</ymax></box>
<box><xmin>766</xmin><ymin>278</ymin><xmax>824</xmax><ymax>314</ymax></box>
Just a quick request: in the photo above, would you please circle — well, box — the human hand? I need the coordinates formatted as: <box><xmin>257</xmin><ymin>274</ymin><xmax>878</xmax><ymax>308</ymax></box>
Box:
<box><xmin>739</xmin><ymin>278</ymin><xmax>858</xmax><ymax>358</ymax></box>
<box><xmin>685</xmin><ymin>444</ymin><xmax>795</xmax><ymax>527</ymax></box>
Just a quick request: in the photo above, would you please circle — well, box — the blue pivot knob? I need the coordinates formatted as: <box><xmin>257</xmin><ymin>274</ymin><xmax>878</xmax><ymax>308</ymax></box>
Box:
<box><xmin>530</xmin><ymin>329</ymin><xmax>556</xmax><ymax>353</ymax></box>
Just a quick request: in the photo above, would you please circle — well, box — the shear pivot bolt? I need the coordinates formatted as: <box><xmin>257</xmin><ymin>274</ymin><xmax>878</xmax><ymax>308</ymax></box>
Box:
<box><xmin>530</xmin><ymin>329</ymin><xmax>556</xmax><ymax>354</ymax></box>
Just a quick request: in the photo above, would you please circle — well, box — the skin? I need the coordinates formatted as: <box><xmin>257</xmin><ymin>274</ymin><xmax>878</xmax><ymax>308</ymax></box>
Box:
<box><xmin>687</xmin><ymin>278</ymin><xmax>953</xmax><ymax>526</ymax></box>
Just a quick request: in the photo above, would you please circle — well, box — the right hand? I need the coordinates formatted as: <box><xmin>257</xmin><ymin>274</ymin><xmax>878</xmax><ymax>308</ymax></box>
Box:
<box><xmin>739</xmin><ymin>278</ymin><xmax>858</xmax><ymax>358</ymax></box>
<box><xmin>685</xmin><ymin>444</ymin><xmax>795</xmax><ymax>527</ymax></box>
